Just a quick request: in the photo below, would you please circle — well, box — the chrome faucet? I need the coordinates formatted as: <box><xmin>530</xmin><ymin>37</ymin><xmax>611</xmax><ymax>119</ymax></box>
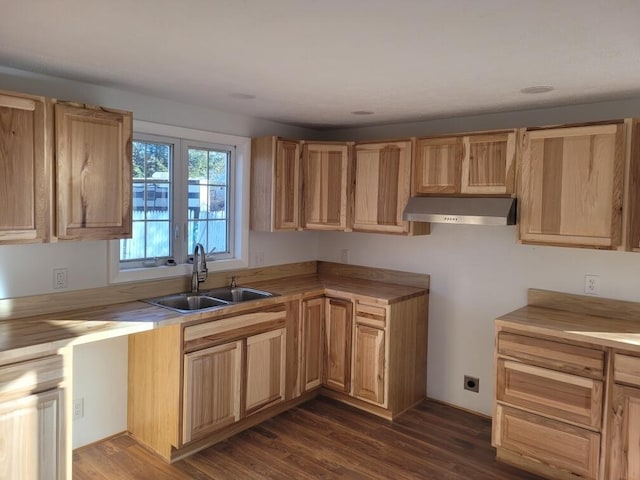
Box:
<box><xmin>191</xmin><ymin>243</ymin><xmax>208</xmax><ymax>294</ymax></box>
<box><xmin>230</xmin><ymin>275</ymin><xmax>237</xmax><ymax>289</ymax></box>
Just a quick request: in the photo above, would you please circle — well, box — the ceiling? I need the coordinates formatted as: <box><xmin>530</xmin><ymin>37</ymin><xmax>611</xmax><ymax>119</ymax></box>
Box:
<box><xmin>2</xmin><ymin>0</ymin><xmax>639</xmax><ymax>129</ymax></box>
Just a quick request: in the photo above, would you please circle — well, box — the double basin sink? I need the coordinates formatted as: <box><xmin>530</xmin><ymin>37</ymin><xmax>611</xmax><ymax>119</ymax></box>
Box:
<box><xmin>144</xmin><ymin>286</ymin><xmax>277</xmax><ymax>314</ymax></box>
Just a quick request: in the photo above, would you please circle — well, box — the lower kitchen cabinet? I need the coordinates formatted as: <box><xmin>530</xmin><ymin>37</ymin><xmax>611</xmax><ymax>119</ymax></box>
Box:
<box><xmin>352</xmin><ymin>304</ymin><xmax>386</xmax><ymax>405</ymax></box>
<box><xmin>245</xmin><ymin>328</ymin><xmax>286</xmax><ymax>414</ymax></box>
<box><xmin>128</xmin><ymin>305</ymin><xmax>291</xmax><ymax>462</ymax></box>
<box><xmin>608</xmin><ymin>384</ymin><xmax>640</xmax><ymax>479</ymax></box>
<box><xmin>323</xmin><ymin>297</ymin><xmax>353</xmax><ymax>393</ymax></box>
<box><xmin>182</xmin><ymin>341</ymin><xmax>242</xmax><ymax>444</ymax></box>
<box><xmin>0</xmin><ymin>354</ymin><xmax>66</xmax><ymax>480</ymax></box>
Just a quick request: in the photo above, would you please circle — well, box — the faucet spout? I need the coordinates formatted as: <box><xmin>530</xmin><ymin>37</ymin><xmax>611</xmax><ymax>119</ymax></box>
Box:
<box><xmin>191</xmin><ymin>243</ymin><xmax>208</xmax><ymax>294</ymax></box>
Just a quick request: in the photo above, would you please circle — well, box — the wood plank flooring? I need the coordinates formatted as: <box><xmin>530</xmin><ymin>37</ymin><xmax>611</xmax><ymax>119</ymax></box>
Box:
<box><xmin>73</xmin><ymin>397</ymin><xmax>544</xmax><ymax>479</ymax></box>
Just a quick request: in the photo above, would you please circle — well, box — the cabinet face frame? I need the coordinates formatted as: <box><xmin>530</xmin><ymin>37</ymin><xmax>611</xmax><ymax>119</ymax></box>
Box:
<box><xmin>301</xmin><ymin>142</ymin><xmax>350</xmax><ymax>231</ymax></box>
<box><xmin>518</xmin><ymin>123</ymin><xmax>625</xmax><ymax>248</ymax></box>
<box><xmin>55</xmin><ymin>103</ymin><xmax>132</xmax><ymax>240</ymax></box>
<box><xmin>0</xmin><ymin>91</ymin><xmax>50</xmax><ymax>244</ymax></box>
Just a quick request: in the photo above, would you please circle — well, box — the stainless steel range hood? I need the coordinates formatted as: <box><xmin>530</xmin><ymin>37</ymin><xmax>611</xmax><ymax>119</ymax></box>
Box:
<box><xmin>402</xmin><ymin>196</ymin><xmax>517</xmax><ymax>226</ymax></box>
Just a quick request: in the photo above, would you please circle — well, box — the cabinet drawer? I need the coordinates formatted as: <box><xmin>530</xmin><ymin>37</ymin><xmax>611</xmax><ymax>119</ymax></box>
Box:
<box><xmin>0</xmin><ymin>355</ymin><xmax>64</xmax><ymax>402</ymax></box>
<box><xmin>497</xmin><ymin>359</ymin><xmax>602</xmax><ymax>429</ymax></box>
<box><xmin>614</xmin><ymin>353</ymin><xmax>640</xmax><ymax>387</ymax></box>
<box><xmin>495</xmin><ymin>405</ymin><xmax>600</xmax><ymax>480</ymax></box>
<box><xmin>497</xmin><ymin>332</ymin><xmax>604</xmax><ymax>378</ymax></box>
<box><xmin>355</xmin><ymin>303</ymin><xmax>386</xmax><ymax>328</ymax></box>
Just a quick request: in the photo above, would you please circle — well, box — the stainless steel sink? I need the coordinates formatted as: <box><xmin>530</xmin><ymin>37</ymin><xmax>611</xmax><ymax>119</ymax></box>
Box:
<box><xmin>202</xmin><ymin>286</ymin><xmax>277</xmax><ymax>303</ymax></box>
<box><xmin>144</xmin><ymin>294</ymin><xmax>229</xmax><ymax>313</ymax></box>
<box><xmin>144</xmin><ymin>287</ymin><xmax>277</xmax><ymax>313</ymax></box>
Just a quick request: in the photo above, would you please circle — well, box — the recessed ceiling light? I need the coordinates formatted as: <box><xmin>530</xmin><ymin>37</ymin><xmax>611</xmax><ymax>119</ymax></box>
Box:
<box><xmin>520</xmin><ymin>85</ymin><xmax>554</xmax><ymax>94</ymax></box>
<box><xmin>351</xmin><ymin>110</ymin><xmax>375</xmax><ymax>115</ymax></box>
<box><xmin>229</xmin><ymin>92</ymin><xmax>256</xmax><ymax>100</ymax></box>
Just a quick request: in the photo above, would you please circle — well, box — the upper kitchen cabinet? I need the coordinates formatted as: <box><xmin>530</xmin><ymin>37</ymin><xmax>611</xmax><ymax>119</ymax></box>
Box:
<box><xmin>251</xmin><ymin>136</ymin><xmax>301</xmax><ymax>231</ymax></box>
<box><xmin>0</xmin><ymin>90</ymin><xmax>51</xmax><ymax>244</ymax></box>
<box><xmin>353</xmin><ymin>140</ymin><xmax>429</xmax><ymax>235</ymax></box>
<box><xmin>301</xmin><ymin>142</ymin><xmax>350</xmax><ymax>231</ymax></box>
<box><xmin>413</xmin><ymin>131</ymin><xmax>516</xmax><ymax>195</ymax></box>
<box><xmin>55</xmin><ymin>102</ymin><xmax>133</xmax><ymax>240</ymax></box>
<box><xmin>518</xmin><ymin>122</ymin><xmax>625</xmax><ymax>249</ymax></box>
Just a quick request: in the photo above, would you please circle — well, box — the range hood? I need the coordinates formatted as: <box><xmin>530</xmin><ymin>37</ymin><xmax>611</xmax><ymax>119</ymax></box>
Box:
<box><xmin>402</xmin><ymin>196</ymin><xmax>517</xmax><ymax>226</ymax></box>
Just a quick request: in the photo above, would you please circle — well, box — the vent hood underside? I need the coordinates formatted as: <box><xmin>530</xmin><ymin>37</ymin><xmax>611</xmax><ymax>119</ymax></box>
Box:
<box><xmin>402</xmin><ymin>197</ymin><xmax>517</xmax><ymax>226</ymax></box>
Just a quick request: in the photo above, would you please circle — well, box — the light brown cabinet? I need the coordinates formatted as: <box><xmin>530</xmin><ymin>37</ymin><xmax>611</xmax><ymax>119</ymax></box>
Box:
<box><xmin>352</xmin><ymin>323</ymin><xmax>385</xmax><ymax>405</ymax></box>
<box><xmin>518</xmin><ymin>123</ymin><xmax>625</xmax><ymax>249</ymax></box>
<box><xmin>413</xmin><ymin>131</ymin><xmax>516</xmax><ymax>196</ymax></box>
<box><xmin>244</xmin><ymin>328</ymin><xmax>286</xmax><ymax>415</ymax></box>
<box><xmin>323</xmin><ymin>297</ymin><xmax>353</xmax><ymax>393</ymax></box>
<box><xmin>301</xmin><ymin>297</ymin><xmax>324</xmax><ymax>391</ymax></box>
<box><xmin>54</xmin><ymin>102</ymin><xmax>133</xmax><ymax>240</ymax></box>
<box><xmin>608</xmin><ymin>383</ymin><xmax>640</xmax><ymax>479</ymax></box>
<box><xmin>353</xmin><ymin>140</ymin><xmax>428</xmax><ymax>235</ymax></box>
<box><xmin>0</xmin><ymin>90</ymin><xmax>50</xmax><ymax>244</ymax></box>
<box><xmin>250</xmin><ymin>136</ymin><xmax>301</xmax><ymax>231</ymax></box>
<box><xmin>182</xmin><ymin>340</ymin><xmax>242</xmax><ymax>444</ymax></box>
<box><xmin>0</xmin><ymin>354</ymin><xmax>66</xmax><ymax>480</ymax></box>
<box><xmin>301</xmin><ymin>142</ymin><xmax>350</xmax><ymax>230</ymax></box>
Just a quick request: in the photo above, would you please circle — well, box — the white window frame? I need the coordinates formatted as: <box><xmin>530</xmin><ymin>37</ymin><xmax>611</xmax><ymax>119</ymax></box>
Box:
<box><xmin>108</xmin><ymin>120</ymin><xmax>249</xmax><ymax>284</ymax></box>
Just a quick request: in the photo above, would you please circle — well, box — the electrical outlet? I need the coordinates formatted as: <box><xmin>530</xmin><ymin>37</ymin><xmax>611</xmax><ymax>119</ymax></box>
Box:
<box><xmin>584</xmin><ymin>274</ymin><xmax>600</xmax><ymax>295</ymax></box>
<box><xmin>341</xmin><ymin>248</ymin><xmax>349</xmax><ymax>264</ymax></box>
<box><xmin>254</xmin><ymin>251</ymin><xmax>265</xmax><ymax>266</ymax></box>
<box><xmin>73</xmin><ymin>398</ymin><xmax>84</xmax><ymax>420</ymax></box>
<box><xmin>53</xmin><ymin>268</ymin><xmax>68</xmax><ymax>289</ymax></box>
<box><xmin>464</xmin><ymin>375</ymin><xmax>479</xmax><ymax>393</ymax></box>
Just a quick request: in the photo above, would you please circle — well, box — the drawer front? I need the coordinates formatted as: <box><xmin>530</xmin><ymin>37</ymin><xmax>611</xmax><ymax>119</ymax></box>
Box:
<box><xmin>355</xmin><ymin>303</ymin><xmax>386</xmax><ymax>329</ymax></box>
<box><xmin>497</xmin><ymin>359</ymin><xmax>602</xmax><ymax>429</ymax></box>
<box><xmin>495</xmin><ymin>405</ymin><xmax>600</xmax><ymax>480</ymax></box>
<box><xmin>614</xmin><ymin>353</ymin><xmax>640</xmax><ymax>387</ymax></box>
<box><xmin>0</xmin><ymin>355</ymin><xmax>64</xmax><ymax>402</ymax></box>
<box><xmin>497</xmin><ymin>332</ymin><xmax>604</xmax><ymax>378</ymax></box>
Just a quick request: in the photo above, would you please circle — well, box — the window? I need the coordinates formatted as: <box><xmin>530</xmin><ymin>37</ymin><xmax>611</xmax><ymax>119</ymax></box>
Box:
<box><xmin>110</xmin><ymin>120</ymin><xmax>249</xmax><ymax>283</ymax></box>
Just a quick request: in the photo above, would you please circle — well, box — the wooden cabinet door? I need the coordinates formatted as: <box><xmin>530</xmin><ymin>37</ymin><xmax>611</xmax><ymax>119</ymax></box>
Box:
<box><xmin>301</xmin><ymin>143</ymin><xmax>349</xmax><ymax>230</ymax></box>
<box><xmin>0</xmin><ymin>91</ymin><xmax>49</xmax><ymax>244</ymax></box>
<box><xmin>495</xmin><ymin>405</ymin><xmax>600</xmax><ymax>480</ymax></box>
<box><xmin>324</xmin><ymin>298</ymin><xmax>353</xmax><ymax>392</ymax></box>
<box><xmin>55</xmin><ymin>102</ymin><xmax>132</xmax><ymax>240</ymax></box>
<box><xmin>353</xmin><ymin>141</ymin><xmax>412</xmax><ymax>234</ymax></box>
<box><xmin>182</xmin><ymin>340</ymin><xmax>242</xmax><ymax>443</ymax></box>
<box><xmin>519</xmin><ymin>123</ymin><xmax>625</xmax><ymax>248</ymax></box>
<box><xmin>352</xmin><ymin>324</ymin><xmax>386</xmax><ymax>405</ymax></box>
<box><xmin>461</xmin><ymin>132</ymin><xmax>516</xmax><ymax>194</ymax></box>
<box><xmin>608</xmin><ymin>384</ymin><xmax>640</xmax><ymax>479</ymax></box>
<box><xmin>302</xmin><ymin>298</ymin><xmax>324</xmax><ymax>391</ymax></box>
<box><xmin>0</xmin><ymin>388</ymin><xmax>64</xmax><ymax>480</ymax></box>
<box><xmin>245</xmin><ymin>328</ymin><xmax>286</xmax><ymax>415</ymax></box>
<box><xmin>274</xmin><ymin>139</ymin><xmax>300</xmax><ymax>230</ymax></box>
<box><xmin>413</xmin><ymin>137</ymin><xmax>463</xmax><ymax>194</ymax></box>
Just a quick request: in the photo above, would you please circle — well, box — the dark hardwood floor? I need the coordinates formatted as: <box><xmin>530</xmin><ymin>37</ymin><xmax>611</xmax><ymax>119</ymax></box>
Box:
<box><xmin>73</xmin><ymin>397</ymin><xmax>544</xmax><ymax>479</ymax></box>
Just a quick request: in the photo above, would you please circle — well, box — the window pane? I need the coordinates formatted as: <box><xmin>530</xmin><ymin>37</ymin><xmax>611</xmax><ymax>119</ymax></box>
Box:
<box><xmin>186</xmin><ymin>146</ymin><xmax>231</xmax><ymax>256</ymax></box>
<box><xmin>122</xmin><ymin>139</ymin><xmax>173</xmax><ymax>263</ymax></box>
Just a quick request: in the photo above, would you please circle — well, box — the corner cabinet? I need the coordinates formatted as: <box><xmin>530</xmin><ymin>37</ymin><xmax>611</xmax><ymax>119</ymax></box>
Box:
<box><xmin>518</xmin><ymin>123</ymin><xmax>625</xmax><ymax>249</ymax></box>
<box><xmin>301</xmin><ymin>142</ymin><xmax>350</xmax><ymax>231</ymax></box>
<box><xmin>353</xmin><ymin>140</ymin><xmax>429</xmax><ymax>235</ymax></box>
<box><xmin>55</xmin><ymin>102</ymin><xmax>133</xmax><ymax>240</ymax></box>
<box><xmin>250</xmin><ymin>136</ymin><xmax>301</xmax><ymax>231</ymax></box>
<box><xmin>0</xmin><ymin>91</ymin><xmax>51</xmax><ymax>244</ymax></box>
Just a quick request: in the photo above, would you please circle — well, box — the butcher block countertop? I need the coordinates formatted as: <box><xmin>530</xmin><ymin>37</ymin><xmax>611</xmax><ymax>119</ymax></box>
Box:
<box><xmin>497</xmin><ymin>288</ymin><xmax>640</xmax><ymax>353</ymax></box>
<box><xmin>0</xmin><ymin>263</ymin><xmax>428</xmax><ymax>359</ymax></box>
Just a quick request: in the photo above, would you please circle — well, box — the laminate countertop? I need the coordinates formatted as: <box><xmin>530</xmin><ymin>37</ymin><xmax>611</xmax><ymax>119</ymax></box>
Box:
<box><xmin>0</xmin><ymin>274</ymin><xmax>427</xmax><ymax>359</ymax></box>
<box><xmin>497</xmin><ymin>304</ymin><xmax>640</xmax><ymax>353</ymax></box>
